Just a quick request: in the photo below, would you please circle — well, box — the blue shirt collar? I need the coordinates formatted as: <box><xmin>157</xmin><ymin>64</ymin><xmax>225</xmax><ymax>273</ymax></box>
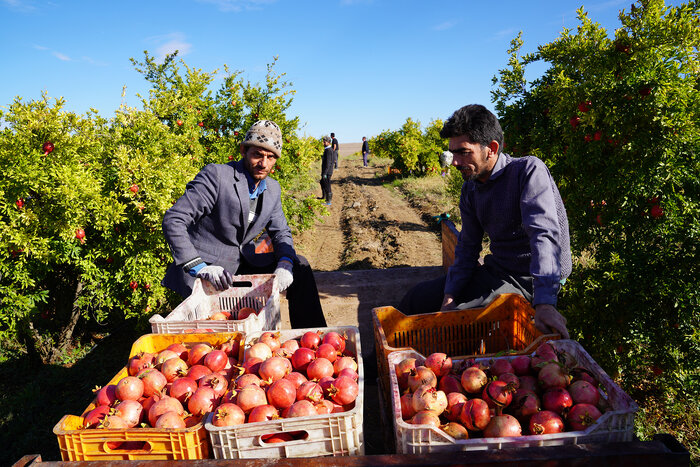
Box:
<box><xmin>243</xmin><ymin>169</ymin><xmax>267</xmax><ymax>199</ymax></box>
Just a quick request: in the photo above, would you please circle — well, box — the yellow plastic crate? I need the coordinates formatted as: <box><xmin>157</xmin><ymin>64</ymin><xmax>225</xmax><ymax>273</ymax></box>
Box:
<box><xmin>54</xmin><ymin>332</ymin><xmax>243</xmax><ymax>461</ymax></box>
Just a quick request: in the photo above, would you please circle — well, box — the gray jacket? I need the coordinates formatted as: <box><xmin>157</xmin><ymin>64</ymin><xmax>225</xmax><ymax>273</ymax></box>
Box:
<box><xmin>162</xmin><ymin>160</ymin><xmax>297</xmax><ymax>296</ymax></box>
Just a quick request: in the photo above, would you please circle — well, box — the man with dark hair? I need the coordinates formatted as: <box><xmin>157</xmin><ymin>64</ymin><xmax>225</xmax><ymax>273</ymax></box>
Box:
<box><xmin>361</xmin><ymin>136</ymin><xmax>370</xmax><ymax>167</ymax></box>
<box><xmin>399</xmin><ymin>104</ymin><xmax>571</xmax><ymax>338</ymax></box>
<box><xmin>162</xmin><ymin>120</ymin><xmax>327</xmax><ymax>329</ymax></box>
<box><xmin>320</xmin><ymin>135</ymin><xmax>334</xmax><ymax>205</ymax></box>
<box><xmin>331</xmin><ymin>132</ymin><xmax>339</xmax><ymax>169</ymax></box>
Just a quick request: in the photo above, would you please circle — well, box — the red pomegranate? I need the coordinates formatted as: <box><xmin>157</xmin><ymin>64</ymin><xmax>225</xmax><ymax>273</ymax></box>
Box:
<box><xmin>529</xmin><ymin>410</ymin><xmax>565</xmax><ymax>435</ymax></box>
<box><xmin>483</xmin><ymin>414</ymin><xmax>522</xmax><ymax>438</ymax></box>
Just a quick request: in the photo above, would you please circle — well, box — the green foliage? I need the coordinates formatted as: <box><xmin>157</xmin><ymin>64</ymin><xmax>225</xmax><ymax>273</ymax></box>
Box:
<box><xmin>0</xmin><ymin>53</ymin><xmax>323</xmax><ymax>363</ymax></box>
<box><xmin>369</xmin><ymin>118</ymin><xmax>447</xmax><ymax>176</ymax></box>
<box><xmin>492</xmin><ymin>0</ymin><xmax>700</xmax><ymax>453</ymax></box>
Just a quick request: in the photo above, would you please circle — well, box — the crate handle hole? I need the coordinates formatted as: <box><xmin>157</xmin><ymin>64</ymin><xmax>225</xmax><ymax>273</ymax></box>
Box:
<box><xmin>230</xmin><ymin>281</ymin><xmax>253</xmax><ymax>288</ymax></box>
<box><xmin>260</xmin><ymin>430</ymin><xmax>308</xmax><ymax>444</ymax></box>
<box><xmin>103</xmin><ymin>440</ymin><xmax>152</xmax><ymax>453</ymax></box>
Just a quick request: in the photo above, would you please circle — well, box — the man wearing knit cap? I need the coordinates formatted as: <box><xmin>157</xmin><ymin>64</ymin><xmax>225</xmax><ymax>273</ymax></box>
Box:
<box><xmin>162</xmin><ymin>120</ymin><xmax>327</xmax><ymax>329</ymax></box>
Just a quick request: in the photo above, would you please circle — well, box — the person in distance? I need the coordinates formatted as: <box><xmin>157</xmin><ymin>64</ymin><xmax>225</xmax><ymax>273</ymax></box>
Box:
<box><xmin>399</xmin><ymin>104</ymin><xmax>571</xmax><ymax>338</ymax></box>
<box><xmin>319</xmin><ymin>135</ymin><xmax>335</xmax><ymax>206</ymax></box>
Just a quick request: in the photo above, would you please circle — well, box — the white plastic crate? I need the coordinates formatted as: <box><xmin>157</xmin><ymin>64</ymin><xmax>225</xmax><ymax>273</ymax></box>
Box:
<box><xmin>150</xmin><ymin>275</ymin><xmax>280</xmax><ymax>334</ymax></box>
<box><xmin>387</xmin><ymin>339</ymin><xmax>638</xmax><ymax>454</ymax></box>
<box><xmin>205</xmin><ymin>326</ymin><xmax>365</xmax><ymax>459</ymax></box>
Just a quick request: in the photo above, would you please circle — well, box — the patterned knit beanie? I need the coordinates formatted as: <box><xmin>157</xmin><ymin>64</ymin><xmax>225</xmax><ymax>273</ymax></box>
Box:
<box><xmin>242</xmin><ymin>120</ymin><xmax>283</xmax><ymax>157</ymax></box>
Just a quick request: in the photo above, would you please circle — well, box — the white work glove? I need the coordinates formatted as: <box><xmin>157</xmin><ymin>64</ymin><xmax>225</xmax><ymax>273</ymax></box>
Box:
<box><xmin>274</xmin><ymin>260</ymin><xmax>294</xmax><ymax>292</ymax></box>
<box><xmin>196</xmin><ymin>265</ymin><xmax>233</xmax><ymax>291</ymax></box>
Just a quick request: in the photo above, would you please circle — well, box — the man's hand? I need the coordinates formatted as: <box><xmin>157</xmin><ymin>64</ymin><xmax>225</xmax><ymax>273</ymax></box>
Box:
<box><xmin>196</xmin><ymin>265</ymin><xmax>233</xmax><ymax>291</ymax></box>
<box><xmin>534</xmin><ymin>304</ymin><xmax>570</xmax><ymax>339</ymax></box>
<box><xmin>274</xmin><ymin>260</ymin><xmax>294</xmax><ymax>292</ymax></box>
<box><xmin>440</xmin><ymin>294</ymin><xmax>457</xmax><ymax>311</ymax></box>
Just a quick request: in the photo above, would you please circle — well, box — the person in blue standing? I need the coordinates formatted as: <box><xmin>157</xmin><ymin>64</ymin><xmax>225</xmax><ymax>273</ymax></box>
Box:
<box><xmin>361</xmin><ymin>136</ymin><xmax>370</xmax><ymax>167</ymax></box>
<box><xmin>161</xmin><ymin>120</ymin><xmax>327</xmax><ymax>329</ymax></box>
<box><xmin>399</xmin><ymin>104</ymin><xmax>571</xmax><ymax>338</ymax></box>
<box><xmin>319</xmin><ymin>135</ymin><xmax>335</xmax><ymax>206</ymax></box>
<box><xmin>331</xmin><ymin>132</ymin><xmax>339</xmax><ymax>169</ymax></box>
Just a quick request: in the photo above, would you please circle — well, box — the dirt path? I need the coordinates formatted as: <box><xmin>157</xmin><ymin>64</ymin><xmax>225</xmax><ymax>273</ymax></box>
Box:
<box><xmin>294</xmin><ymin>145</ymin><xmax>443</xmax><ymax>271</ymax></box>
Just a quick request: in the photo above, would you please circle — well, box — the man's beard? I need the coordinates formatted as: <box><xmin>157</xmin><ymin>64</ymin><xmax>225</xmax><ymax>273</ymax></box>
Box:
<box><xmin>457</xmin><ymin>166</ymin><xmax>481</xmax><ymax>182</ymax></box>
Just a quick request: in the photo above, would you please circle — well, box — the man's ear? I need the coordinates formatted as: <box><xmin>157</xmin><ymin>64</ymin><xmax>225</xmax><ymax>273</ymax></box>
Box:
<box><xmin>488</xmin><ymin>140</ymin><xmax>500</xmax><ymax>157</ymax></box>
<box><xmin>240</xmin><ymin>144</ymin><xmax>246</xmax><ymax>157</ymax></box>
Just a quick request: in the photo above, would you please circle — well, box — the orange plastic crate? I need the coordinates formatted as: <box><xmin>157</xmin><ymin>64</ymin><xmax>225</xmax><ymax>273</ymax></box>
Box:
<box><xmin>53</xmin><ymin>332</ymin><xmax>243</xmax><ymax>461</ymax></box>
<box><xmin>372</xmin><ymin>293</ymin><xmax>558</xmax><ymax>405</ymax></box>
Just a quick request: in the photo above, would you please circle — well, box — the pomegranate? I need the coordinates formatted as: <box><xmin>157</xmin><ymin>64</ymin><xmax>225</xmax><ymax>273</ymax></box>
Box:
<box><xmin>412</xmin><ymin>384</ymin><xmax>448</xmax><ymax>414</ymax></box>
<box><xmin>395</xmin><ymin>357</ymin><xmax>417</xmax><ymax>391</ymax></box>
<box><xmin>188</xmin><ymin>386</ymin><xmax>218</xmax><ymax>416</ymax></box>
<box><xmin>291</xmin><ymin>347</ymin><xmax>316</xmax><ymax>372</ymax></box>
<box><xmin>460</xmin><ymin>366</ymin><xmax>488</xmax><ymax>394</ymax></box>
<box><xmin>531</xmin><ymin>342</ymin><xmax>558</xmax><ymax>370</ymax></box>
<box><xmin>316</xmin><ymin>343</ymin><xmax>339</xmax><ymax>362</ymax></box>
<box><xmin>442</xmin><ymin>422</ymin><xmax>469</xmax><ymax>440</ymax></box>
<box><xmin>410</xmin><ymin>410</ymin><xmax>441</xmax><ymax>428</ymax></box>
<box><xmin>284</xmin><ymin>371</ymin><xmax>308</xmax><ymax>388</ymax></box>
<box><xmin>93</xmin><ymin>384</ymin><xmax>118</xmax><ymax>407</ymax></box>
<box><xmin>306</xmin><ymin>357</ymin><xmax>334</xmax><ymax>381</ymax></box>
<box><xmin>187</xmin><ymin>343</ymin><xmax>213</xmax><ymax>366</ymax></box>
<box><xmin>266</xmin><ymin>378</ymin><xmax>297</xmax><ymax>409</ymax></box>
<box><xmin>482</xmin><ymin>380</ymin><xmax>516</xmax><ymax>409</ymax></box>
<box><xmin>155</xmin><ymin>411</ymin><xmax>186</xmax><ymax>429</ymax></box>
<box><xmin>259</xmin><ymin>332</ymin><xmax>281</xmax><ymax>352</ymax></box>
<box><xmin>511</xmin><ymin>355</ymin><xmax>532</xmax><ymax>376</ymax></box>
<box><xmin>212</xmin><ymin>402</ymin><xmax>246</xmax><ymax>426</ymax></box>
<box><xmin>489</xmin><ymin>358</ymin><xmax>514</xmax><ymax>377</ymax></box>
<box><xmin>155</xmin><ymin>349</ymin><xmax>179</xmax><ymax>366</ymax></box>
<box><xmin>529</xmin><ymin>410</ymin><xmax>565</xmax><ymax>435</ymax></box>
<box><xmin>542</xmin><ymin>387</ymin><xmax>573</xmax><ymax>414</ymax></box>
<box><xmin>161</xmin><ymin>358</ymin><xmax>188</xmax><ymax>382</ymax></box>
<box><xmin>321</xmin><ymin>331</ymin><xmax>346</xmax><ymax>353</ymax></box>
<box><xmin>199</xmin><ymin>373</ymin><xmax>228</xmax><ymax>398</ymax></box>
<box><xmin>333</xmin><ymin>356</ymin><xmax>358</xmax><ymax>376</ymax></box>
<box><xmin>166</xmin><ymin>343</ymin><xmax>188</xmax><ymax>361</ymax></box>
<box><xmin>209</xmin><ymin>312</ymin><xmax>229</xmax><ymax>320</ymax></box>
<box><xmin>511</xmin><ymin>392</ymin><xmax>541</xmax><ymax>420</ymax></box>
<box><xmin>236</xmin><ymin>306</ymin><xmax>257</xmax><ymax>319</ymax></box>
<box><xmin>424</xmin><ymin>352</ymin><xmax>453</xmax><ymax>377</ymax></box>
<box><xmin>567</xmin><ymin>403</ymin><xmax>602</xmax><ymax>431</ymax></box>
<box><xmin>141</xmin><ymin>394</ymin><xmax>161</xmax><ymax>413</ymax></box>
<box><xmin>284</xmin><ymin>400</ymin><xmax>317</xmax><ymax>418</ymax></box>
<box><xmin>128</xmin><ymin>352</ymin><xmax>155</xmax><ymax>376</ymax></box>
<box><xmin>300</xmin><ymin>331</ymin><xmax>322</xmax><ymax>350</ymax></box>
<box><xmin>337</xmin><ymin>368</ymin><xmax>359</xmax><ymax>381</ymax></box>
<box><xmin>169</xmin><ymin>377</ymin><xmax>197</xmax><ymax>404</ymax></box>
<box><xmin>220</xmin><ymin>339</ymin><xmax>240</xmax><ymax>358</ymax></box>
<box><xmin>297</xmin><ymin>381</ymin><xmax>324</xmax><ymax>402</ymax></box>
<box><xmin>138</xmin><ymin>369</ymin><xmax>167</xmax><ymax>398</ymax></box>
<box><xmin>204</xmin><ymin>350</ymin><xmax>228</xmax><ymax>373</ymax></box>
<box><xmin>315</xmin><ymin>399</ymin><xmax>335</xmax><ymax>415</ymax></box>
<box><xmin>407</xmin><ymin>366</ymin><xmax>437</xmax><ymax>392</ymax></box>
<box><xmin>458</xmin><ymin>398</ymin><xmax>491</xmax><ymax>431</ymax></box>
<box><xmin>328</xmin><ymin>375</ymin><xmax>359</xmax><ymax>406</ymax></box>
<box><xmin>445</xmin><ymin>392</ymin><xmax>468</xmax><ymax>422</ymax></box>
<box><xmin>280</xmin><ymin>338</ymin><xmax>300</xmax><ymax>354</ymax></box>
<box><xmin>318</xmin><ymin>376</ymin><xmax>335</xmax><ymax>398</ymax></box>
<box><xmin>438</xmin><ymin>374</ymin><xmax>464</xmax><ymax>395</ymax></box>
<box><xmin>115</xmin><ymin>376</ymin><xmax>144</xmax><ymax>401</ymax></box>
<box><xmin>498</xmin><ymin>372</ymin><xmax>520</xmax><ymax>388</ymax></box>
<box><xmin>568</xmin><ymin>380</ymin><xmax>600</xmax><ymax>405</ymax></box>
<box><xmin>483</xmin><ymin>414</ymin><xmax>522</xmax><ymax>437</ymax></box>
<box><xmin>243</xmin><ymin>357</ymin><xmax>263</xmax><ymax>375</ymax></box>
<box><xmin>400</xmin><ymin>392</ymin><xmax>417</xmax><ymax>420</ymax></box>
<box><xmin>148</xmin><ymin>396</ymin><xmax>184</xmax><ymax>426</ymax></box>
<box><xmin>84</xmin><ymin>405</ymin><xmax>110</xmax><ymax>428</ymax></box>
<box><xmin>518</xmin><ymin>375</ymin><xmax>538</xmax><ymax>394</ymax></box>
<box><xmin>259</xmin><ymin>356</ymin><xmax>291</xmax><ymax>382</ymax></box>
<box><xmin>99</xmin><ymin>414</ymin><xmax>128</xmax><ymax>429</ymax></box>
<box><xmin>42</xmin><ymin>141</ymin><xmax>54</xmax><ymax>155</ymax></box>
<box><xmin>235</xmin><ymin>373</ymin><xmax>262</xmax><ymax>389</ymax></box>
<box><xmin>235</xmin><ymin>384</ymin><xmax>268</xmax><ymax>413</ymax></box>
<box><xmin>537</xmin><ymin>362</ymin><xmax>571</xmax><ymax>389</ymax></box>
<box><xmin>245</xmin><ymin>342</ymin><xmax>273</xmax><ymax>361</ymax></box>
<box><xmin>248</xmin><ymin>404</ymin><xmax>279</xmax><ymax>423</ymax></box>
<box><xmin>570</xmin><ymin>367</ymin><xmax>599</xmax><ymax>387</ymax></box>
<box><xmin>187</xmin><ymin>364</ymin><xmax>212</xmax><ymax>381</ymax></box>
<box><xmin>114</xmin><ymin>399</ymin><xmax>143</xmax><ymax>428</ymax></box>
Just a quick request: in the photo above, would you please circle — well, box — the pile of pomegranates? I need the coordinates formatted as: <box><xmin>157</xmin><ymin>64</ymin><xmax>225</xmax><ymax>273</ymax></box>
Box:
<box><xmin>207</xmin><ymin>307</ymin><xmax>258</xmax><ymax>321</ymax></box>
<box><xmin>395</xmin><ymin>342</ymin><xmax>608</xmax><ymax>440</ymax></box>
<box><xmin>82</xmin><ymin>329</ymin><xmax>360</xmax><ymax>431</ymax></box>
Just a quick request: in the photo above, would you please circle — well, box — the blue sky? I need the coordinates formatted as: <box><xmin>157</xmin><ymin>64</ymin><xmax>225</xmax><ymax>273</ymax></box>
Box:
<box><xmin>0</xmin><ymin>0</ymin><xmax>686</xmax><ymax>143</ymax></box>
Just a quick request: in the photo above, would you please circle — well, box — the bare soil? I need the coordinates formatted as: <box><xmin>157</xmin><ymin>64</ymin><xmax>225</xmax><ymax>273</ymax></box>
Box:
<box><xmin>294</xmin><ymin>144</ymin><xmax>443</xmax><ymax>272</ymax></box>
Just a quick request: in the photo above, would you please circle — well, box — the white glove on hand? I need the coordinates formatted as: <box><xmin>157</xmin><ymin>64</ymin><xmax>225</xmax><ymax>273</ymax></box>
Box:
<box><xmin>196</xmin><ymin>265</ymin><xmax>233</xmax><ymax>291</ymax></box>
<box><xmin>274</xmin><ymin>260</ymin><xmax>294</xmax><ymax>292</ymax></box>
